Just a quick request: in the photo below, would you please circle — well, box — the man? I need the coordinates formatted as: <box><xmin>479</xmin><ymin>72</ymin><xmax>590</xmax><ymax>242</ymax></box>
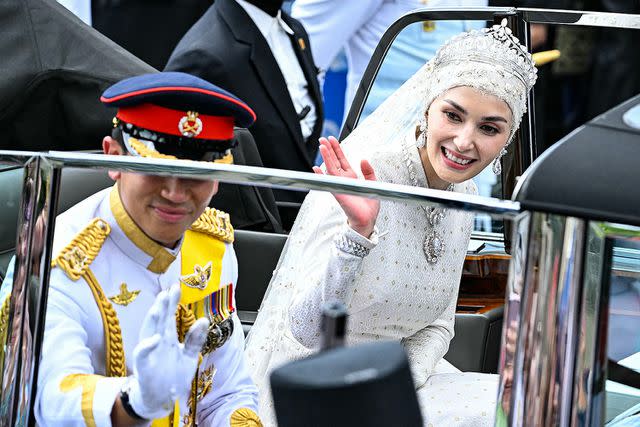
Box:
<box><xmin>165</xmin><ymin>0</ymin><xmax>324</xmax><ymax>226</ymax></box>
<box><xmin>1</xmin><ymin>72</ymin><xmax>262</xmax><ymax>426</ymax></box>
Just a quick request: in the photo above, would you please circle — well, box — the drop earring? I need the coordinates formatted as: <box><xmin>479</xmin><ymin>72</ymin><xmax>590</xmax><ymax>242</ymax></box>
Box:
<box><xmin>492</xmin><ymin>147</ymin><xmax>507</xmax><ymax>175</ymax></box>
<box><xmin>416</xmin><ymin>116</ymin><xmax>427</xmax><ymax>148</ymax></box>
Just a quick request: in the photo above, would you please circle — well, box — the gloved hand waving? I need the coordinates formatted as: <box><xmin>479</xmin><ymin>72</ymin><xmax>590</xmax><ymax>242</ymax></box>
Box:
<box><xmin>126</xmin><ymin>283</ymin><xmax>209</xmax><ymax>420</ymax></box>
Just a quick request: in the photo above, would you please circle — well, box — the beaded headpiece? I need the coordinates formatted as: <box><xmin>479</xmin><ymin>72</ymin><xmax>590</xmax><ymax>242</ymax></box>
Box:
<box><xmin>424</xmin><ymin>19</ymin><xmax>538</xmax><ymax>140</ymax></box>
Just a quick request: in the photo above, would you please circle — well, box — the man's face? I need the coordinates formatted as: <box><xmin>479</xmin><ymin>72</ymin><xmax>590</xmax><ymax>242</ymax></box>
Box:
<box><xmin>103</xmin><ymin>137</ymin><xmax>218</xmax><ymax>247</ymax></box>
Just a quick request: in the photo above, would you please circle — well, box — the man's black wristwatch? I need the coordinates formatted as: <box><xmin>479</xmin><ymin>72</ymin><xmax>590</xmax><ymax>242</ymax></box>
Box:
<box><xmin>120</xmin><ymin>385</ymin><xmax>145</xmax><ymax>421</ymax></box>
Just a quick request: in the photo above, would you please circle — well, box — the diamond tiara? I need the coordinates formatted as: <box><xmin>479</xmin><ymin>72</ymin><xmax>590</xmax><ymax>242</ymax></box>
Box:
<box><xmin>433</xmin><ymin>18</ymin><xmax>538</xmax><ymax>91</ymax></box>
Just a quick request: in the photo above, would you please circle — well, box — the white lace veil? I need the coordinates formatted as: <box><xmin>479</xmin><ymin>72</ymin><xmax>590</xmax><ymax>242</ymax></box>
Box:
<box><xmin>245</xmin><ymin>20</ymin><xmax>537</xmax><ymax>397</ymax></box>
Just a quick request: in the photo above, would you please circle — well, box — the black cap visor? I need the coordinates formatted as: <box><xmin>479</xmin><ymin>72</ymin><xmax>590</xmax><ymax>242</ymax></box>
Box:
<box><xmin>120</xmin><ymin>122</ymin><xmax>236</xmax><ymax>161</ymax></box>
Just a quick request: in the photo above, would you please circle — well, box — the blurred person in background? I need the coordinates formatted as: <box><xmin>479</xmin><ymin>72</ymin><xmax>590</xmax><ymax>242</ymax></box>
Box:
<box><xmin>585</xmin><ymin>0</ymin><xmax>640</xmax><ymax>118</ymax></box>
<box><xmin>491</xmin><ymin>0</ymin><xmax>640</xmax><ymax>151</ymax></box>
<box><xmin>292</xmin><ymin>0</ymin><xmax>487</xmax><ymax>118</ymax></box>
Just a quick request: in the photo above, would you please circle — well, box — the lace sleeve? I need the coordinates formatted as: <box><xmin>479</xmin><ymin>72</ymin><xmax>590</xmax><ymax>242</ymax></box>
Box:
<box><xmin>288</xmin><ymin>223</ymin><xmax>378</xmax><ymax>349</ymax></box>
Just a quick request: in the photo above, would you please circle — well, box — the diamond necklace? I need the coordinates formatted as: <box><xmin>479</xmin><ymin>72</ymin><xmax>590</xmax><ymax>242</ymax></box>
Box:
<box><xmin>401</xmin><ymin>141</ymin><xmax>454</xmax><ymax>264</ymax></box>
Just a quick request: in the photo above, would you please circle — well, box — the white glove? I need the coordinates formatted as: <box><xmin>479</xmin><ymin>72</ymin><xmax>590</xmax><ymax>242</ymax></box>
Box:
<box><xmin>127</xmin><ymin>283</ymin><xmax>210</xmax><ymax>420</ymax></box>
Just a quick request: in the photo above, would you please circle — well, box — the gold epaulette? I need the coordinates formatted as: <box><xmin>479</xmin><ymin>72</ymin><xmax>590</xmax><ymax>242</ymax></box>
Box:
<box><xmin>52</xmin><ymin>218</ymin><xmax>111</xmax><ymax>281</ymax></box>
<box><xmin>190</xmin><ymin>207</ymin><xmax>234</xmax><ymax>243</ymax></box>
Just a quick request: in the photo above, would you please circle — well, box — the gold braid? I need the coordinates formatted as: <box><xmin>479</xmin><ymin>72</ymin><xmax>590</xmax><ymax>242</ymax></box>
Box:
<box><xmin>128</xmin><ymin>138</ymin><xmax>177</xmax><ymax>160</ymax></box>
<box><xmin>53</xmin><ymin>219</ymin><xmax>110</xmax><ymax>281</ymax></box>
<box><xmin>52</xmin><ymin>218</ymin><xmax>126</xmax><ymax>377</ymax></box>
<box><xmin>84</xmin><ymin>270</ymin><xmax>126</xmax><ymax>377</ymax></box>
<box><xmin>128</xmin><ymin>137</ymin><xmax>234</xmax><ymax>164</ymax></box>
<box><xmin>190</xmin><ymin>207</ymin><xmax>234</xmax><ymax>243</ymax></box>
<box><xmin>174</xmin><ymin>304</ymin><xmax>200</xmax><ymax>427</ymax></box>
<box><xmin>176</xmin><ymin>303</ymin><xmax>196</xmax><ymax>343</ymax></box>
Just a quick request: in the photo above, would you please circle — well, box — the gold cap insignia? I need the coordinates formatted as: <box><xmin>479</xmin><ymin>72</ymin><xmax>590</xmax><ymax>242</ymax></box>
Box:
<box><xmin>178</xmin><ymin>111</ymin><xmax>203</xmax><ymax>137</ymax></box>
<box><xmin>108</xmin><ymin>283</ymin><xmax>141</xmax><ymax>306</ymax></box>
<box><xmin>180</xmin><ymin>261</ymin><xmax>212</xmax><ymax>290</ymax></box>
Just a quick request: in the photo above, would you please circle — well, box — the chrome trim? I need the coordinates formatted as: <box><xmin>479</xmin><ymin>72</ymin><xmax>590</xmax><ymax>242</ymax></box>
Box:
<box><xmin>502</xmin><ymin>213</ymin><xmax>587</xmax><ymax>426</ymax></box>
<box><xmin>0</xmin><ymin>152</ymin><xmax>38</xmax><ymax>167</ymax></box>
<box><xmin>521</xmin><ymin>8</ymin><xmax>640</xmax><ymax>28</ymax></box>
<box><xmin>0</xmin><ymin>157</ymin><xmax>57</xmax><ymax>425</ymax></box>
<box><xmin>470</xmin><ymin>231</ymin><xmax>505</xmax><ymax>243</ymax></box>
<box><xmin>31</xmin><ymin>151</ymin><xmax>522</xmax><ymax>218</ymax></box>
<box><xmin>496</xmin><ymin>211</ymin><xmax>531</xmax><ymax>424</ymax></box>
<box><xmin>557</xmin><ymin>218</ymin><xmax>586</xmax><ymax>426</ymax></box>
<box><xmin>570</xmin><ymin>222</ymin><xmax>608</xmax><ymax>426</ymax></box>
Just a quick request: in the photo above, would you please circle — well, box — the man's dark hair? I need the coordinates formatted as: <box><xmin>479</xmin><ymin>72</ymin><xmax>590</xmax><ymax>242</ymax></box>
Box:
<box><xmin>111</xmin><ymin>126</ymin><xmax>127</xmax><ymax>151</ymax></box>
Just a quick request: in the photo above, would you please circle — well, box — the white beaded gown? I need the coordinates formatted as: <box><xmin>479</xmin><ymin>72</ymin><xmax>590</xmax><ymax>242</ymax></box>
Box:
<box><xmin>245</xmin><ymin>131</ymin><xmax>499</xmax><ymax>426</ymax></box>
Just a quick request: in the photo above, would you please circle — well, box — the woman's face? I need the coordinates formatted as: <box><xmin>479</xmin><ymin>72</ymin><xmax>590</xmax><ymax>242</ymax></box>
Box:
<box><xmin>425</xmin><ymin>86</ymin><xmax>513</xmax><ymax>184</ymax></box>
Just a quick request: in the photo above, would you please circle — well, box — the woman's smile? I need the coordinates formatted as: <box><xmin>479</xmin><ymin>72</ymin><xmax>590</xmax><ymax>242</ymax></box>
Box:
<box><xmin>441</xmin><ymin>147</ymin><xmax>477</xmax><ymax>170</ymax></box>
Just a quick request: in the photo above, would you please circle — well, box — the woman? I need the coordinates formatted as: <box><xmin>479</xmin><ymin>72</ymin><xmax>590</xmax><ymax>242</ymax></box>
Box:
<box><xmin>246</xmin><ymin>20</ymin><xmax>537</xmax><ymax>426</ymax></box>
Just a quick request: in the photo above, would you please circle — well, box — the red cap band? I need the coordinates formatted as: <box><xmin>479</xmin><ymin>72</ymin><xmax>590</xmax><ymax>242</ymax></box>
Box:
<box><xmin>116</xmin><ymin>103</ymin><xmax>235</xmax><ymax>140</ymax></box>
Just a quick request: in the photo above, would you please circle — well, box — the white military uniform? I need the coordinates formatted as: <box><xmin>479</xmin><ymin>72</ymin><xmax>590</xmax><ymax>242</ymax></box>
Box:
<box><xmin>2</xmin><ymin>186</ymin><xmax>260</xmax><ymax>427</ymax></box>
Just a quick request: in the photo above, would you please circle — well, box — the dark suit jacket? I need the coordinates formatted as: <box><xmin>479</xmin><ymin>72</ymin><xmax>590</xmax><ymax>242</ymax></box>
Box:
<box><xmin>165</xmin><ymin>0</ymin><xmax>324</xmax><ymax>205</ymax></box>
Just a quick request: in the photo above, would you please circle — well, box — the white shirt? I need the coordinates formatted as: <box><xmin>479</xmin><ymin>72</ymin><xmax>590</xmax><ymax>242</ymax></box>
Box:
<box><xmin>236</xmin><ymin>0</ymin><xmax>317</xmax><ymax>141</ymax></box>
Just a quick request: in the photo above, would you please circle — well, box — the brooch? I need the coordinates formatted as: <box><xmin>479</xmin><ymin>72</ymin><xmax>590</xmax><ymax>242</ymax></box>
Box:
<box><xmin>180</xmin><ymin>261</ymin><xmax>212</xmax><ymax>290</ymax></box>
<box><xmin>108</xmin><ymin>283</ymin><xmax>140</xmax><ymax>306</ymax></box>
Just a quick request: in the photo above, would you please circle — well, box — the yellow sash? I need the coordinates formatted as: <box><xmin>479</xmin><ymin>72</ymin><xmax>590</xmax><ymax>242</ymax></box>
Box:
<box><xmin>152</xmin><ymin>229</ymin><xmax>226</xmax><ymax>426</ymax></box>
<box><xmin>180</xmin><ymin>229</ymin><xmax>226</xmax><ymax>304</ymax></box>
<box><xmin>151</xmin><ymin>402</ymin><xmax>180</xmax><ymax>427</ymax></box>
